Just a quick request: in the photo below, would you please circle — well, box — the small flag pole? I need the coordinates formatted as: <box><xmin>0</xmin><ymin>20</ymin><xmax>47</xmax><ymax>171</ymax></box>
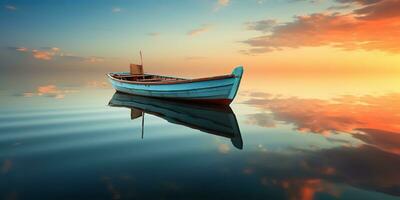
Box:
<box><xmin>140</xmin><ymin>51</ymin><xmax>143</xmax><ymax>66</ymax></box>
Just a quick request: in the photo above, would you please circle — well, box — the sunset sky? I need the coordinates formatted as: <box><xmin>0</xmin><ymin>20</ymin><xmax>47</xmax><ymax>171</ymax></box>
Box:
<box><xmin>1</xmin><ymin>0</ymin><xmax>400</xmax><ymax>77</ymax></box>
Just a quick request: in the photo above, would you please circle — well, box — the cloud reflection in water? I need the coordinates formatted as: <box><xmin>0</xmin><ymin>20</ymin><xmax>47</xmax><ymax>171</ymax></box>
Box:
<box><xmin>242</xmin><ymin>92</ymin><xmax>400</xmax><ymax>155</ymax></box>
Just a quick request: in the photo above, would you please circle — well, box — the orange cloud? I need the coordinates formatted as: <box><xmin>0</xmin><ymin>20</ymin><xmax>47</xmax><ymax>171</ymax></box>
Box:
<box><xmin>11</xmin><ymin>46</ymin><xmax>107</xmax><ymax>63</ymax></box>
<box><xmin>243</xmin><ymin>0</ymin><xmax>400</xmax><ymax>53</ymax></box>
<box><xmin>32</xmin><ymin>49</ymin><xmax>55</xmax><ymax>60</ymax></box>
<box><xmin>187</xmin><ymin>24</ymin><xmax>213</xmax><ymax>36</ymax></box>
<box><xmin>214</xmin><ymin>0</ymin><xmax>230</xmax><ymax>11</ymax></box>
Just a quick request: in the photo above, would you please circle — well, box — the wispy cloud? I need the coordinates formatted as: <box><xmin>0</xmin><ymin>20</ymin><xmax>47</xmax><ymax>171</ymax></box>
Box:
<box><xmin>256</xmin><ymin>0</ymin><xmax>265</xmax><ymax>4</ymax></box>
<box><xmin>187</xmin><ymin>24</ymin><xmax>213</xmax><ymax>36</ymax></box>
<box><xmin>85</xmin><ymin>56</ymin><xmax>105</xmax><ymax>63</ymax></box>
<box><xmin>15</xmin><ymin>47</ymin><xmax>28</xmax><ymax>52</ymax></box>
<box><xmin>10</xmin><ymin>46</ymin><xmax>105</xmax><ymax>63</ymax></box>
<box><xmin>242</xmin><ymin>0</ymin><xmax>400</xmax><ymax>54</ymax></box>
<box><xmin>245</xmin><ymin>19</ymin><xmax>277</xmax><ymax>33</ymax></box>
<box><xmin>112</xmin><ymin>7</ymin><xmax>122</xmax><ymax>13</ymax></box>
<box><xmin>31</xmin><ymin>47</ymin><xmax>60</xmax><ymax>60</ymax></box>
<box><xmin>327</xmin><ymin>4</ymin><xmax>354</xmax><ymax>10</ymax></box>
<box><xmin>214</xmin><ymin>0</ymin><xmax>230</xmax><ymax>11</ymax></box>
<box><xmin>185</xmin><ymin>56</ymin><xmax>206</xmax><ymax>60</ymax></box>
<box><xmin>147</xmin><ymin>32</ymin><xmax>160</xmax><ymax>37</ymax></box>
<box><xmin>5</xmin><ymin>5</ymin><xmax>16</xmax><ymax>11</ymax></box>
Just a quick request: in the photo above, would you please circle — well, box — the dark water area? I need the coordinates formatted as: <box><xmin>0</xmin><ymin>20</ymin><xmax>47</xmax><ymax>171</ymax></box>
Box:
<box><xmin>0</xmin><ymin>78</ymin><xmax>399</xmax><ymax>200</ymax></box>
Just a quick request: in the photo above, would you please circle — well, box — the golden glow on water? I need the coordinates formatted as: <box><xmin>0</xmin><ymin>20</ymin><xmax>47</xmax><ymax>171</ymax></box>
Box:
<box><xmin>239</xmin><ymin>74</ymin><xmax>400</xmax><ymax>99</ymax></box>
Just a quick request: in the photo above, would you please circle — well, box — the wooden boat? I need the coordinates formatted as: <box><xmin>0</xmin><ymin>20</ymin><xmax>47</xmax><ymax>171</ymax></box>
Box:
<box><xmin>107</xmin><ymin>62</ymin><xmax>243</xmax><ymax>105</ymax></box>
<box><xmin>108</xmin><ymin>92</ymin><xmax>243</xmax><ymax>149</ymax></box>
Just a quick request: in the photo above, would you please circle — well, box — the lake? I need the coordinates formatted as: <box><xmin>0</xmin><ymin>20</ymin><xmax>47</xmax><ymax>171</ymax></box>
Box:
<box><xmin>0</xmin><ymin>73</ymin><xmax>399</xmax><ymax>200</ymax></box>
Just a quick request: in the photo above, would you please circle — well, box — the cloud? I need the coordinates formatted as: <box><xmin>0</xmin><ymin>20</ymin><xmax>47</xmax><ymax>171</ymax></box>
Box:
<box><xmin>15</xmin><ymin>47</ymin><xmax>28</xmax><ymax>52</ymax></box>
<box><xmin>214</xmin><ymin>0</ymin><xmax>230</xmax><ymax>11</ymax></box>
<box><xmin>353</xmin><ymin>0</ymin><xmax>400</xmax><ymax>20</ymax></box>
<box><xmin>41</xmin><ymin>47</ymin><xmax>60</xmax><ymax>52</ymax></box>
<box><xmin>23</xmin><ymin>85</ymin><xmax>78</xmax><ymax>99</ymax></box>
<box><xmin>243</xmin><ymin>0</ymin><xmax>400</xmax><ymax>54</ymax></box>
<box><xmin>147</xmin><ymin>32</ymin><xmax>160</xmax><ymax>37</ymax></box>
<box><xmin>245</xmin><ymin>19</ymin><xmax>277</xmax><ymax>33</ymax></box>
<box><xmin>185</xmin><ymin>56</ymin><xmax>206</xmax><ymax>60</ymax></box>
<box><xmin>327</xmin><ymin>4</ymin><xmax>354</xmax><ymax>10</ymax></box>
<box><xmin>112</xmin><ymin>7</ymin><xmax>121</xmax><ymax>13</ymax></box>
<box><xmin>218</xmin><ymin>0</ymin><xmax>230</xmax><ymax>6</ymax></box>
<box><xmin>5</xmin><ymin>5</ymin><xmax>16</xmax><ymax>11</ymax></box>
<box><xmin>10</xmin><ymin>46</ymin><xmax>105</xmax><ymax>63</ymax></box>
<box><xmin>32</xmin><ymin>49</ymin><xmax>56</xmax><ymax>60</ymax></box>
<box><xmin>187</xmin><ymin>24</ymin><xmax>213</xmax><ymax>36</ymax></box>
<box><xmin>9</xmin><ymin>47</ymin><xmax>60</xmax><ymax>60</ymax></box>
<box><xmin>335</xmin><ymin>0</ymin><xmax>381</xmax><ymax>5</ymax></box>
<box><xmin>85</xmin><ymin>56</ymin><xmax>105</xmax><ymax>63</ymax></box>
<box><xmin>30</xmin><ymin>47</ymin><xmax>62</xmax><ymax>60</ymax></box>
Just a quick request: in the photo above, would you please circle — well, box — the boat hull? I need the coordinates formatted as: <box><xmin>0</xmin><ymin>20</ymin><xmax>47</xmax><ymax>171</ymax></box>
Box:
<box><xmin>107</xmin><ymin>66</ymin><xmax>243</xmax><ymax>105</ymax></box>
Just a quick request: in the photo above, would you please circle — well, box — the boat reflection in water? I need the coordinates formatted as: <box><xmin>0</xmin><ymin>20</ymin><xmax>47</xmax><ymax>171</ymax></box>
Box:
<box><xmin>108</xmin><ymin>92</ymin><xmax>243</xmax><ymax>149</ymax></box>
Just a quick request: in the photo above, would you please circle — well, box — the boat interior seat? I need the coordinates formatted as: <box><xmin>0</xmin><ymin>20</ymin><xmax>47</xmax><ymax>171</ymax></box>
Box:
<box><xmin>138</xmin><ymin>78</ymin><xmax>164</xmax><ymax>82</ymax></box>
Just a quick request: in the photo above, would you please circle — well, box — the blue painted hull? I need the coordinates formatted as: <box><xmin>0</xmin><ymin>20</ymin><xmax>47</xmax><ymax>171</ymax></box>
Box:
<box><xmin>107</xmin><ymin>66</ymin><xmax>243</xmax><ymax>105</ymax></box>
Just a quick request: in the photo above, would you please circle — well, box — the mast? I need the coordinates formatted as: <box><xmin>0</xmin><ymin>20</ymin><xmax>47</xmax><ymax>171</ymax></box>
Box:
<box><xmin>141</xmin><ymin>112</ymin><xmax>145</xmax><ymax>139</ymax></box>
<box><xmin>140</xmin><ymin>50</ymin><xmax>143</xmax><ymax>66</ymax></box>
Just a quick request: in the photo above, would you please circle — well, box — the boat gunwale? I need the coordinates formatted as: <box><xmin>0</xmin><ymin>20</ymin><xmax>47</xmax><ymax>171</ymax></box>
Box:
<box><xmin>107</xmin><ymin>73</ymin><xmax>235</xmax><ymax>85</ymax></box>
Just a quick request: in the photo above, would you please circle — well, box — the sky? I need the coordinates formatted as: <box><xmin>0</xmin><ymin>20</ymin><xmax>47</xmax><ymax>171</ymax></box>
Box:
<box><xmin>0</xmin><ymin>0</ymin><xmax>400</xmax><ymax>78</ymax></box>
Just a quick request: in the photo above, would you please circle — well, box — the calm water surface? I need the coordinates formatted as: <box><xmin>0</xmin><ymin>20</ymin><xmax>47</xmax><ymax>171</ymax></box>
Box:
<box><xmin>0</xmin><ymin>74</ymin><xmax>399</xmax><ymax>200</ymax></box>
